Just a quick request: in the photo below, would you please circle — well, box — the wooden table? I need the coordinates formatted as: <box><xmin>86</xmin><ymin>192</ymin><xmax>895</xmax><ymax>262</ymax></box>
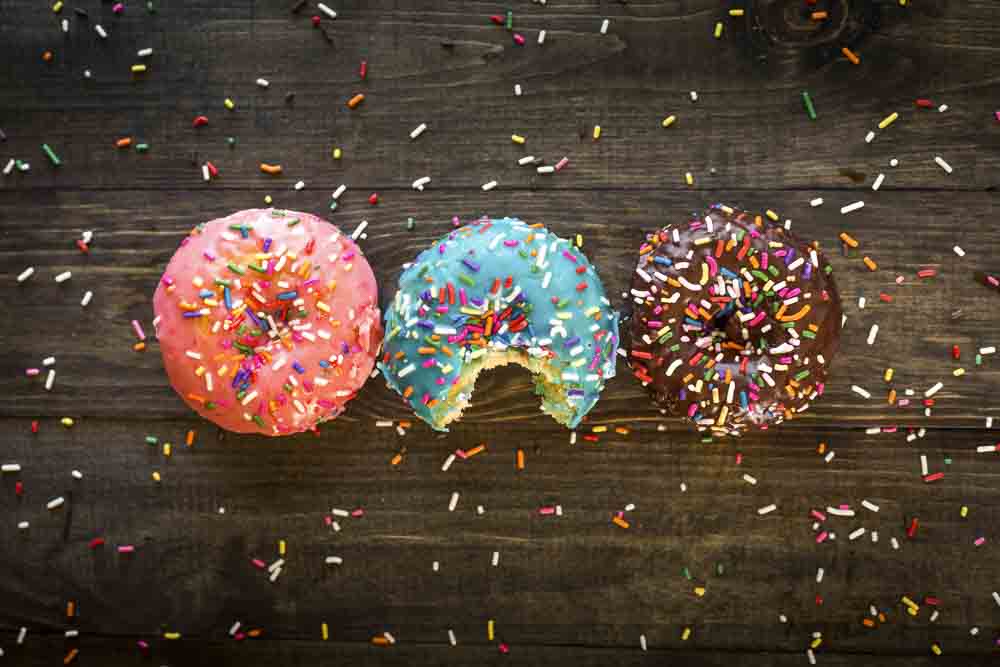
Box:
<box><xmin>2</xmin><ymin>1</ymin><xmax>999</xmax><ymax>664</ymax></box>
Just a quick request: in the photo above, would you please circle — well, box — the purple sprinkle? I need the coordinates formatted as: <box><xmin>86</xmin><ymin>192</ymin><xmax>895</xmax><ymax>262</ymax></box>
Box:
<box><xmin>292</xmin><ymin>361</ymin><xmax>306</xmax><ymax>374</ymax></box>
<box><xmin>564</xmin><ymin>336</ymin><xmax>581</xmax><ymax>348</ymax></box>
<box><xmin>461</xmin><ymin>258</ymin><xmax>480</xmax><ymax>272</ymax></box>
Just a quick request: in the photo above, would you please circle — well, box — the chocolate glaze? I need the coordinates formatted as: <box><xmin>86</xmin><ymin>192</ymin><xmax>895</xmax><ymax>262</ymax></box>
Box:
<box><xmin>626</xmin><ymin>204</ymin><xmax>842</xmax><ymax>435</ymax></box>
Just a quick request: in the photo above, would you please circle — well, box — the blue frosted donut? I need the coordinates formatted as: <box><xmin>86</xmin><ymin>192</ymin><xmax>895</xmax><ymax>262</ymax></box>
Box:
<box><xmin>379</xmin><ymin>217</ymin><xmax>620</xmax><ymax>430</ymax></box>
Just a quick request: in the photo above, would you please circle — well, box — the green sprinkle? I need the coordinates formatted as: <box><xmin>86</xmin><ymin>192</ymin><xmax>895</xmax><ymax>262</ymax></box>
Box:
<box><xmin>145</xmin><ymin>436</ymin><xmax>159</xmax><ymax>445</ymax></box>
<box><xmin>555</xmin><ymin>298</ymin><xmax>570</xmax><ymax>308</ymax></box>
<box><xmin>824</xmin><ymin>265</ymin><xmax>833</xmax><ymax>274</ymax></box>
<box><xmin>248</xmin><ymin>263</ymin><xmax>267</xmax><ymax>273</ymax></box>
<box><xmin>801</xmin><ymin>330</ymin><xmax>817</xmax><ymax>339</ymax></box>
<box><xmin>767</xmin><ymin>265</ymin><xmax>780</xmax><ymax>277</ymax></box>
<box><xmin>418</xmin><ymin>265</ymin><xmax>429</xmax><ymax>277</ymax></box>
<box><xmin>252</xmin><ymin>415</ymin><xmax>266</xmax><ymax>428</ymax></box>
<box><xmin>944</xmin><ymin>457</ymin><xmax>952</xmax><ymax>465</ymax></box>
<box><xmin>227</xmin><ymin>262</ymin><xmax>245</xmax><ymax>275</ymax></box>
<box><xmin>234</xmin><ymin>342</ymin><xmax>253</xmax><ymax>355</ymax></box>
<box><xmin>41</xmin><ymin>143</ymin><xmax>61</xmax><ymax>166</ymax></box>
<box><xmin>214</xmin><ymin>278</ymin><xmax>232</xmax><ymax>287</ymax></box>
<box><xmin>204</xmin><ymin>401</ymin><xmax>216</xmax><ymax>410</ymax></box>
<box><xmin>458</xmin><ymin>274</ymin><xmax>475</xmax><ymax>287</ymax></box>
<box><xmin>801</xmin><ymin>91</ymin><xmax>817</xmax><ymax>121</ymax></box>
<box><xmin>716</xmin><ymin>563</ymin><xmax>725</xmax><ymax>576</ymax></box>
<box><xmin>329</xmin><ymin>201</ymin><xmax>338</xmax><ymax>211</ymax></box>
<box><xmin>682</xmin><ymin>567</ymin><xmax>692</xmax><ymax>580</ymax></box>
<box><xmin>668</xmin><ymin>343</ymin><xmax>681</xmax><ymax>353</ymax></box>
<box><xmin>975</xmin><ymin>354</ymin><xmax>982</xmax><ymax>366</ymax></box>
<box><xmin>794</xmin><ymin>370</ymin><xmax>811</xmax><ymax>381</ymax></box>
<box><xmin>505</xmin><ymin>9</ymin><xmax>513</xmax><ymax>30</ymax></box>
<box><xmin>135</xmin><ymin>143</ymin><xmax>149</xmax><ymax>152</ymax></box>
<box><xmin>226</xmin><ymin>136</ymin><xmax>237</xmax><ymax>147</ymax></box>
<box><xmin>406</xmin><ymin>217</ymin><xmax>415</xmax><ymax>230</ymax></box>
<box><xmin>751</xmin><ymin>270</ymin><xmax>769</xmax><ymax>283</ymax></box>
<box><xmin>286</xmin><ymin>218</ymin><xmax>300</xmax><ymax>227</ymax></box>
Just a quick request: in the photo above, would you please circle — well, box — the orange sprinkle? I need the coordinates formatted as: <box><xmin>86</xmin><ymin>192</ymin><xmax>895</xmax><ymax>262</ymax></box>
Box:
<box><xmin>67</xmin><ymin>600</ymin><xmax>75</xmax><ymax>617</ymax></box>
<box><xmin>43</xmin><ymin>50</ymin><xmax>54</xmax><ymax>62</ymax></box>
<box><xmin>862</xmin><ymin>618</ymin><xmax>876</xmax><ymax>628</ymax></box>
<box><xmin>390</xmin><ymin>453</ymin><xmax>403</xmax><ymax>466</ymax></box>
<box><xmin>614</xmin><ymin>427</ymin><xmax>630</xmax><ymax>435</ymax></box>
<box><xmin>399</xmin><ymin>420</ymin><xmax>412</xmax><ymax>428</ymax></box>
<box><xmin>186</xmin><ymin>393</ymin><xmax>206</xmax><ymax>404</ymax></box>
<box><xmin>347</xmin><ymin>94</ymin><xmax>365</xmax><ymax>109</ymax></box>
<box><xmin>371</xmin><ymin>636</ymin><xmax>390</xmax><ymax>646</ymax></box>
<box><xmin>133</xmin><ymin>342</ymin><xmax>146</xmax><ymax>351</ymax></box>
<box><xmin>516</xmin><ymin>448</ymin><xmax>525</xmax><ymax>470</ymax></box>
<box><xmin>842</xmin><ymin>47</ymin><xmax>861</xmax><ymax>65</ymax></box>
<box><xmin>247</xmin><ymin>628</ymin><xmax>263</xmax><ymax>637</ymax></box>
<box><xmin>259</xmin><ymin>163</ymin><xmax>283</xmax><ymax>175</ymax></box>
<box><xmin>839</xmin><ymin>232</ymin><xmax>859</xmax><ymax>248</ymax></box>
<box><xmin>776</xmin><ymin>304</ymin><xmax>812</xmax><ymax>322</ymax></box>
<box><xmin>811</xmin><ymin>11</ymin><xmax>828</xmax><ymax>20</ymax></box>
<box><xmin>64</xmin><ymin>648</ymin><xmax>79</xmax><ymax>664</ymax></box>
<box><xmin>465</xmin><ymin>444</ymin><xmax>486</xmax><ymax>457</ymax></box>
<box><xmin>612</xmin><ymin>516</ymin><xmax>630</xmax><ymax>529</ymax></box>
<box><xmin>417</xmin><ymin>347</ymin><xmax>438</xmax><ymax>355</ymax></box>
<box><xmin>888</xmin><ymin>388</ymin><xmax>897</xmax><ymax>404</ymax></box>
<box><xmin>185</xmin><ymin>430</ymin><xmax>196</xmax><ymax>447</ymax></box>
<box><xmin>817</xmin><ymin>442</ymin><xmax>826</xmax><ymax>454</ymax></box>
<box><xmin>863</xmin><ymin>256</ymin><xmax>878</xmax><ymax>271</ymax></box>
<box><xmin>115</xmin><ymin>137</ymin><xmax>132</xmax><ymax>148</ymax></box>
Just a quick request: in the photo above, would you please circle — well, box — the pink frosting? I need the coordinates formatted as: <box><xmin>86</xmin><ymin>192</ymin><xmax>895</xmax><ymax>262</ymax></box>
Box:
<box><xmin>152</xmin><ymin>209</ymin><xmax>381</xmax><ymax>435</ymax></box>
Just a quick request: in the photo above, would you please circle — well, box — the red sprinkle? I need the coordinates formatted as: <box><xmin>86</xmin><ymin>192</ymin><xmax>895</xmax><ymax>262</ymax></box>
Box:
<box><xmin>311</xmin><ymin>15</ymin><xmax>321</xmax><ymax>26</ymax></box>
<box><xmin>192</xmin><ymin>115</ymin><xmax>209</xmax><ymax>128</ymax></box>
<box><xmin>952</xmin><ymin>345</ymin><xmax>960</xmax><ymax>360</ymax></box>
<box><xmin>915</xmin><ymin>98</ymin><xmax>934</xmax><ymax>108</ymax></box>
<box><xmin>925</xmin><ymin>596</ymin><xmax>941</xmax><ymax>606</ymax></box>
<box><xmin>31</xmin><ymin>420</ymin><xmax>39</xmax><ymax>433</ymax></box>
<box><xmin>88</xmin><ymin>537</ymin><xmax>105</xmax><ymax>549</ymax></box>
<box><xmin>15</xmin><ymin>481</ymin><xmax>23</xmax><ymax>496</ymax></box>
<box><xmin>489</xmin><ymin>15</ymin><xmax>503</xmax><ymax>24</ymax></box>
<box><xmin>206</xmin><ymin>161</ymin><xmax>219</xmax><ymax>177</ymax></box>
<box><xmin>923</xmin><ymin>472</ymin><xmax>944</xmax><ymax>483</ymax></box>
<box><xmin>359</xmin><ymin>60</ymin><xmax>367</xmax><ymax>79</ymax></box>
<box><xmin>879</xmin><ymin>292</ymin><xmax>893</xmax><ymax>303</ymax></box>
<box><xmin>906</xmin><ymin>517</ymin><xmax>919</xmax><ymax>538</ymax></box>
<box><xmin>368</xmin><ymin>193</ymin><xmax>378</xmax><ymax>205</ymax></box>
<box><xmin>76</xmin><ymin>239</ymin><xmax>89</xmax><ymax>254</ymax></box>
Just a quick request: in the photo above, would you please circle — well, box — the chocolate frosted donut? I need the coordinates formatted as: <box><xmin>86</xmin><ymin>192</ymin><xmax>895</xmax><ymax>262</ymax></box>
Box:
<box><xmin>626</xmin><ymin>204</ymin><xmax>842</xmax><ymax>435</ymax></box>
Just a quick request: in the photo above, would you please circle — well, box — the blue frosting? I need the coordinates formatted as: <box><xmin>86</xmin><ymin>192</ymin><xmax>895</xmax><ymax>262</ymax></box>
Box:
<box><xmin>379</xmin><ymin>217</ymin><xmax>619</xmax><ymax>430</ymax></box>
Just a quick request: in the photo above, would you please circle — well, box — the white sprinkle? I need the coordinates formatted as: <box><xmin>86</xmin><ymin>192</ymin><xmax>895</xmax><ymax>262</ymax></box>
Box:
<box><xmin>331</xmin><ymin>508</ymin><xmax>349</xmax><ymax>517</ymax></box>
<box><xmin>976</xmin><ymin>445</ymin><xmax>995</xmax><ymax>453</ymax></box>
<box><xmin>989</xmin><ymin>417</ymin><xmax>995</xmax><ymax>428</ymax></box>
<box><xmin>742</xmin><ymin>474</ymin><xmax>757</xmax><ymax>485</ymax></box>
<box><xmin>930</xmin><ymin>610</ymin><xmax>939</xmax><ymax>623</ymax></box>
<box><xmin>256</xmin><ymin>78</ymin><xmax>270</xmax><ymax>88</ymax></box>
<box><xmin>809</xmin><ymin>197</ymin><xmax>824</xmax><ymax>207</ymax></box>
<box><xmin>849</xmin><ymin>527</ymin><xmax>866</xmax><ymax>541</ymax></box>
<box><xmin>47</xmin><ymin>496</ymin><xmax>65</xmax><ymax>510</ymax></box>
<box><xmin>293</xmin><ymin>180</ymin><xmax>305</xmax><ymax>191</ymax></box>
<box><xmin>54</xmin><ymin>271</ymin><xmax>72</xmax><ymax>283</ymax></box>
<box><xmin>993</xmin><ymin>591</ymin><xmax>1000</xmax><ymax>607</ymax></box>
<box><xmin>332</xmin><ymin>184</ymin><xmax>347</xmax><ymax>199</ymax></box>
<box><xmin>448</xmin><ymin>492</ymin><xmax>459</xmax><ymax>512</ymax></box>
<box><xmin>80</xmin><ymin>290</ymin><xmax>93</xmax><ymax>307</ymax></box>
<box><xmin>680</xmin><ymin>482</ymin><xmax>687</xmax><ymax>493</ymax></box>
<box><xmin>17</xmin><ymin>627</ymin><xmax>26</xmax><ymax>644</ymax></box>
<box><xmin>599</xmin><ymin>19</ymin><xmax>609</xmax><ymax>34</ymax></box>
<box><xmin>71</xmin><ymin>470</ymin><xmax>83</xmax><ymax>479</ymax></box>
<box><xmin>95</xmin><ymin>24</ymin><xmax>107</xmax><ymax>39</ymax></box>
<box><xmin>2</xmin><ymin>464</ymin><xmax>21</xmax><ymax>473</ymax></box>
<box><xmin>815</xmin><ymin>567</ymin><xmax>824</xmax><ymax>583</ymax></box>
<box><xmin>412</xmin><ymin>176</ymin><xmax>431</xmax><ymax>190</ymax></box>
<box><xmin>481</xmin><ymin>180</ymin><xmax>498</xmax><ymax>191</ymax></box>
<box><xmin>953</xmin><ymin>245</ymin><xmax>965</xmax><ymax>257</ymax></box>
<box><xmin>858</xmin><ymin>296</ymin><xmax>867</xmax><ymax>309</ymax></box>
<box><xmin>514</xmin><ymin>84</ymin><xmax>522</xmax><ymax>96</ymax></box>
<box><xmin>865</xmin><ymin>131</ymin><xmax>875</xmax><ymax>143</ymax></box>
<box><xmin>689</xmin><ymin>90</ymin><xmax>698</xmax><ymax>102</ymax></box>
<box><xmin>779</xmin><ymin>614</ymin><xmax>788</xmax><ymax>623</ymax></box>
<box><xmin>970</xmin><ymin>627</ymin><xmax>980</xmax><ymax>636</ymax></box>
<box><xmin>980</xmin><ymin>346</ymin><xmax>995</xmax><ymax>355</ymax></box>
<box><xmin>45</xmin><ymin>369</ymin><xmax>56</xmax><ymax>391</ymax></box>
<box><xmin>325</xmin><ymin>556</ymin><xmax>343</xmax><ymax>565</ymax></box>
<box><xmin>384</xmin><ymin>632</ymin><xmax>396</xmax><ymax>645</ymax></box>
<box><xmin>448</xmin><ymin>629</ymin><xmax>457</xmax><ymax>646</ymax></box>
<box><xmin>17</xmin><ymin>521</ymin><xmax>29</xmax><ymax>530</ymax></box>
<box><xmin>639</xmin><ymin>634</ymin><xmax>647</xmax><ymax>651</ymax></box>
<box><xmin>934</xmin><ymin>156</ymin><xmax>953</xmax><ymax>174</ymax></box>
<box><xmin>240</xmin><ymin>390</ymin><xmax>258</xmax><ymax>405</ymax></box>
<box><xmin>824</xmin><ymin>450</ymin><xmax>835</xmax><ymax>463</ymax></box>
<box><xmin>840</xmin><ymin>201</ymin><xmax>865</xmax><ymax>215</ymax></box>
<box><xmin>938</xmin><ymin>104</ymin><xmax>949</xmax><ymax>113</ymax></box>
<box><xmin>138</xmin><ymin>48</ymin><xmax>153</xmax><ymax>57</ymax></box>
<box><xmin>491</xmin><ymin>551</ymin><xmax>500</xmax><ymax>567</ymax></box>
<box><xmin>317</xmin><ymin>3</ymin><xmax>337</xmax><ymax>19</ymax></box>
<box><xmin>17</xmin><ymin>267</ymin><xmax>35</xmax><ymax>283</ymax></box>
<box><xmin>867</xmin><ymin>324</ymin><xmax>879</xmax><ymax>345</ymax></box>
<box><xmin>920</xmin><ymin>454</ymin><xmax>929</xmax><ymax>476</ymax></box>
<box><xmin>851</xmin><ymin>385</ymin><xmax>871</xmax><ymax>399</ymax></box>
<box><xmin>518</xmin><ymin>156</ymin><xmax>536</xmax><ymax>166</ymax></box>
<box><xmin>890</xmin><ymin>158</ymin><xmax>899</xmax><ymax>167</ymax></box>
<box><xmin>807</xmin><ymin>648</ymin><xmax>816</xmax><ymax>665</ymax></box>
<box><xmin>410</xmin><ymin>123</ymin><xmax>427</xmax><ymax>140</ymax></box>
<box><xmin>432</xmin><ymin>561</ymin><xmax>439</xmax><ymax>572</ymax></box>
<box><xmin>872</xmin><ymin>173</ymin><xmax>885</xmax><ymax>191</ymax></box>
<box><xmin>827</xmin><ymin>506</ymin><xmax>855</xmax><ymax>517</ymax></box>
<box><xmin>441</xmin><ymin>454</ymin><xmax>455</xmax><ymax>472</ymax></box>
<box><xmin>269</xmin><ymin>567</ymin><xmax>281</xmax><ymax>582</ymax></box>
<box><xmin>538</xmin><ymin>30</ymin><xmax>546</xmax><ymax>44</ymax></box>
<box><xmin>351</xmin><ymin>220</ymin><xmax>368</xmax><ymax>240</ymax></box>
<box><xmin>757</xmin><ymin>503</ymin><xmax>777</xmax><ymax>515</ymax></box>
<box><xmin>925</xmin><ymin>382</ymin><xmax>943</xmax><ymax>398</ymax></box>
<box><xmin>61</xmin><ymin>18</ymin><xmax>68</xmax><ymax>33</ymax></box>
<box><xmin>202</xmin><ymin>164</ymin><xmax>210</xmax><ymax>182</ymax></box>
<box><xmin>537</xmin><ymin>165</ymin><xmax>555</xmax><ymax>174</ymax></box>
<box><xmin>476</xmin><ymin>505</ymin><xmax>485</xmax><ymax>515</ymax></box>
<box><xmin>229</xmin><ymin>621</ymin><xmax>241</xmax><ymax>636</ymax></box>
<box><xmin>861</xmin><ymin>500</ymin><xmax>880</xmax><ymax>513</ymax></box>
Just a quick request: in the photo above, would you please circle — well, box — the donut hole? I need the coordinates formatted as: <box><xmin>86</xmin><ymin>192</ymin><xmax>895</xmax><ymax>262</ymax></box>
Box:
<box><xmin>433</xmin><ymin>349</ymin><xmax>580</xmax><ymax>429</ymax></box>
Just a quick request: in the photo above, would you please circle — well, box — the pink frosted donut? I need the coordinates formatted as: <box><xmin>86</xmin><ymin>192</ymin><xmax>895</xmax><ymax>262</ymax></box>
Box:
<box><xmin>152</xmin><ymin>208</ymin><xmax>382</xmax><ymax>435</ymax></box>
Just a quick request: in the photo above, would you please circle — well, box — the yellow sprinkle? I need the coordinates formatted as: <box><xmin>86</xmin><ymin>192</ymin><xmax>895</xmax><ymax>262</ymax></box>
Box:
<box><xmin>592</xmin><ymin>125</ymin><xmax>601</xmax><ymax>140</ymax></box>
<box><xmin>863</xmin><ymin>256</ymin><xmax>878</xmax><ymax>271</ymax></box>
<box><xmin>884</xmin><ymin>368</ymin><xmax>894</xmax><ymax>382</ymax></box>
<box><xmin>960</xmin><ymin>505</ymin><xmax>968</xmax><ymax>517</ymax></box>
<box><xmin>511</xmin><ymin>134</ymin><xmax>525</xmax><ymax>144</ymax></box>
<box><xmin>592</xmin><ymin>425</ymin><xmax>608</xmax><ymax>433</ymax></box>
<box><xmin>907</xmin><ymin>606</ymin><xmax>918</xmax><ymax>616</ymax></box>
<box><xmin>931</xmin><ymin>643</ymin><xmax>942</xmax><ymax>656</ymax></box>
<box><xmin>332</xmin><ymin>147</ymin><xmax>342</xmax><ymax>159</ymax></box>
<box><xmin>321</xmin><ymin>623</ymin><xmax>329</xmax><ymax>641</ymax></box>
<box><xmin>953</xmin><ymin>368</ymin><xmax>965</xmax><ymax>377</ymax></box>
<box><xmin>575</xmin><ymin>234</ymin><xmax>583</xmax><ymax>248</ymax></box>
<box><xmin>163</xmin><ymin>443</ymin><xmax>171</xmax><ymax>457</ymax></box>
<box><xmin>279</xmin><ymin>539</ymin><xmax>286</xmax><ymax>556</ymax></box>
<box><xmin>152</xmin><ymin>471</ymin><xmax>161</xmax><ymax>482</ymax></box>
<box><xmin>60</xmin><ymin>417</ymin><xmax>74</xmax><ymax>427</ymax></box>
<box><xmin>694</xmin><ymin>586</ymin><xmax>706</xmax><ymax>597</ymax></box>
<box><xmin>729</xmin><ymin>8</ymin><xmax>745</xmax><ymax>16</ymax></box>
<box><xmin>714</xmin><ymin>22</ymin><xmax>723</xmax><ymax>39</ymax></box>
<box><xmin>224</xmin><ymin>98</ymin><xmax>235</xmax><ymax>110</ymax></box>
<box><xmin>901</xmin><ymin>595</ymin><xmax>919</xmax><ymax>611</ymax></box>
<box><xmin>53</xmin><ymin>1</ymin><xmax>63</xmax><ymax>12</ymax></box>
<box><xmin>164</xmin><ymin>632</ymin><xmax>181</xmax><ymax>640</ymax></box>
<box><xmin>765</xmin><ymin>209</ymin><xmax>779</xmax><ymax>221</ymax></box>
<box><xmin>878</xmin><ymin>112</ymin><xmax>899</xmax><ymax>130</ymax></box>
<box><xmin>487</xmin><ymin>619</ymin><xmax>495</xmax><ymax>641</ymax></box>
<box><xmin>661</xmin><ymin>115</ymin><xmax>676</xmax><ymax>128</ymax></box>
<box><xmin>684</xmin><ymin>172</ymin><xmax>693</xmax><ymax>186</ymax></box>
<box><xmin>811</xmin><ymin>638</ymin><xmax>823</xmax><ymax>649</ymax></box>
<box><xmin>131</xmin><ymin>64</ymin><xmax>147</xmax><ymax>74</ymax></box>
<box><xmin>681</xmin><ymin>627</ymin><xmax>691</xmax><ymax>641</ymax></box>
<box><xmin>264</xmin><ymin>195</ymin><xmax>273</xmax><ymax>204</ymax></box>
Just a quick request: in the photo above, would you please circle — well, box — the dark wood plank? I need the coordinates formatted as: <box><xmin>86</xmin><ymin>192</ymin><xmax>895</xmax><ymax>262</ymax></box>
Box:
<box><xmin>1</xmin><ymin>1</ymin><xmax>998</xmax><ymax>191</ymax></box>
<box><xmin>1</xmin><ymin>188</ymin><xmax>997</xmax><ymax>428</ymax></box>
<box><xmin>0</xmin><ymin>418</ymin><xmax>997</xmax><ymax>657</ymax></box>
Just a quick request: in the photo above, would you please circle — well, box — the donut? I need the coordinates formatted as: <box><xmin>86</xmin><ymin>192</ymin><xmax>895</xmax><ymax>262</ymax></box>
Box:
<box><xmin>626</xmin><ymin>204</ymin><xmax>842</xmax><ymax>435</ymax></box>
<box><xmin>379</xmin><ymin>217</ymin><xmax>619</xmax><ymax>431</ymax></box>
<box><xmin>152</xmin><ymin>208</ymin><xmax>382</xmax><ymax>435</ymax></box>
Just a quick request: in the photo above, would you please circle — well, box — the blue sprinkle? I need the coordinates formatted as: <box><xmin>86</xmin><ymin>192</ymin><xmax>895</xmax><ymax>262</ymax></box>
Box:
<box><xmin>292</xmin><ymin>361</ymin><xmax>306</xmax><ymax>374</ymax></box>
<box><xmin>224</xmin><ymin>287</ymin><xmax>232</xmax><ymax>310</ymax></box>
<box><xmin>653</xmin><ymin>256</ymin><xmax>673</xmax><ymax>266</ymax></box>
<box><xmin>182</xmin><ymin>311</ymin><xmax>204</xmax><ymax>318</ymax></box>
<box><xmin>740</xmin><ymin>391</ymin><xmax>749</xmax><ymax>409</ymax></box>
<box><xmin>199</xmin><ymin>289</ymin><xmax>214</xmax><ymax>298</ymax></box>
<box><xmin>720</xmin><ymin>267</ymin><xmax>739</xmax><ymax>279</ymax></box>
<box><xmin>277</xmin><ymin>291</ymin><xmax>298</xmax><ymax>301</ymax></box>
<box><xmin>319</xmin><ymin>360</ymin><xmax>330</xmax><ymax>368</ymax></box>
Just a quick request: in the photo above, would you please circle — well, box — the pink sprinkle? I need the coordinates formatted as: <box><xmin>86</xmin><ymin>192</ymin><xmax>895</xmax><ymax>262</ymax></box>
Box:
<box><xmin>816</xmin><ymin>531</ymin><xmax>829</xmax><ymax>543</ymax></box>
<box><xmin>499</xmin><ymin>643</ymin><xmax>509</xmax><ymax>654</ymax></box>
<box><xmin>810</xmin><ymin>509</ymin><xmax>827</xmax><ymax>521</ymax></box>
<box><xmin>203</xmin><ymin>251</ymin><xmax>216</xmax><ymax>261</ymax></box>
<box><xmin>459</xmin><ymin>288</ymin><xmax>468</xmax><ymax>306</ymax></box>
<box><xmin>235</xmin><ymin>632</ymin><xmax>246</xmax><ymax>641</ymax></box>
<box><xmin>504</xmin><ymin>240</ymin><xmax>519</xmax><ymax>247</ymax></box>
<box><xmin>838</xmin><ymin>504</ymin><xmax>850</xmax><ymax>510</ymax></box>
<box><xmin>452</xmin><ymin>216</ymin><xmax>460</xmax><ymax>227</ymax></box>
<box><xmin>324</xmin><ymin>516</ymin><xmax>332</xmax><ymax>526</ymax></box>
<box><xmin>687</xmin><ymin>403</ymin><xmax>698</xmax><ymax>417</ymax></box>
<box><xmin>112</xmin><ymin>2</ymin><xmax>124</xmax><ymax>13</ymax></box>
<box><xmin>924</xmin><ymin>472</ymin><xmax>944</xmax><ymax>483</ymax></box>
<box><xmin>252</xmin><ymin>558</ymin><xmax>267</xmax><ymax>569</ymax></box>
<box><xmin>131</xmin><ymin>319</ymin><xmax>146</xmax><ymax>341</ymax></box>
<box><xmin>26</xmin><ymin>368</ymin><xmax>40</xmax><ymax>376</ymax></box>
<box><xmin>117</xmin><ymin>545</ymin><xmax>136</xmax><ymax>553</ymax></box>
<box><xmin>555</xmin><ymin>157</ymin><xmax>569</xmax><ymax>171</ymax></box>
<box><xmin>561</xmin><ymin>250</ymin><xmax>578</xmax><ymax>263</ymax></box>
<box><xmin>455</xmin><ymin>449</ymin><xmax>468</xmax><ymax>460</ymax></box>
<box><xmin>539</xmin><ymin>506</ymin><xmax>556</xmax><ymax>515</ymax></box>
<box><xmin>137</xmin><ymin>640</ymin><xmax>149</xmax><ymax>650</ymax></box>
<box><xmin>735</xmin><ymin>453</ymin><xmax>742</xmax><ymax>465</ymax></box>
<box><xmin>898</xmin><ymin>399</ymin><xmax>911</xmax><ymax>407</ymax></box>
<box><xmin>974</xmin><ymin>536</ymin><xmax>986</xmax><ymax>546</ymax></box>
<box><xmin>513</xmin><ymin>33</ymin><xmax>525</xmax><ymax>45</ymax></box>
<box><xmin>351</xmin><ymin>508</ymin><xmax>364</xmax><ymax>517</ymax></box>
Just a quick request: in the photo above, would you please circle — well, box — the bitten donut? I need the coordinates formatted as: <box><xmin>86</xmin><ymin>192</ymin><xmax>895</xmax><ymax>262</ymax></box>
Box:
<box><xmin>627</xmin><ymin>204</ymin><xmax>842</xmax><ymax>435</ymax></box>
<box><xmin>379</xmin><ymin>217</ymin><xmax>619</xmax><ymax>431</ymax></box>
<box><xmin>153</xmin><ymin>208</ymin><xmax>382</xmax><ymax>435</ymax></box>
